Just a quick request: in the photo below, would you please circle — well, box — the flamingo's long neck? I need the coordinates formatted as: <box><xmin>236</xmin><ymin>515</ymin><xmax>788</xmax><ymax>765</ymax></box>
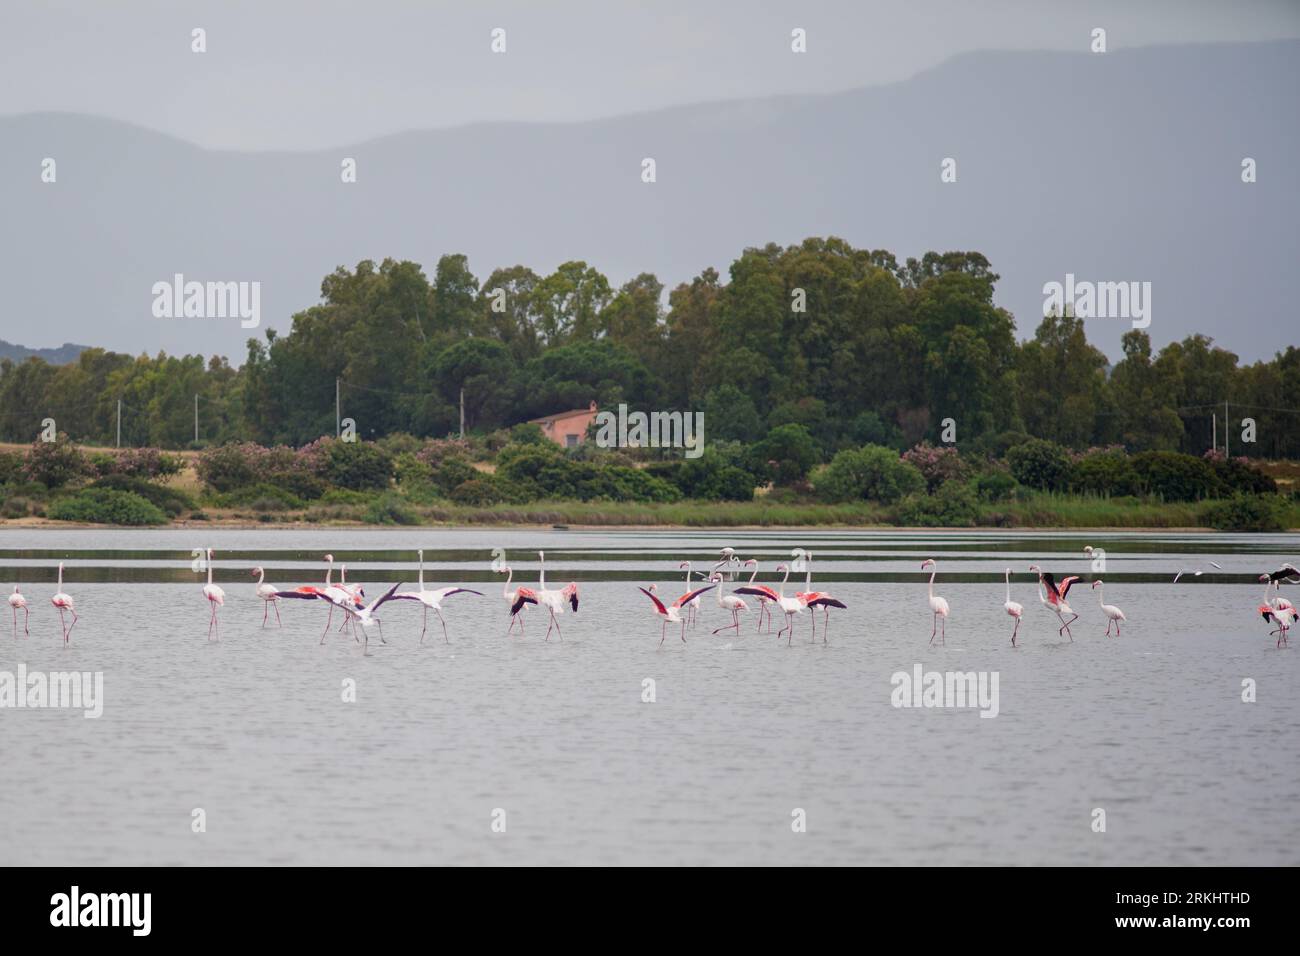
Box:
<box><xmin>714</xmin><ymin>580</ymin><xmax>725</xmax><ymax>607</ymax></box>
<box><xmin>1096</xmin><ymin>585</ymin><xmax>1105</xmax><ymax>607</ymax></box>
<box><xmin>418</xmin><ymin>551</ymin><xmax>425</xmax><ymax>590</ymax></box>
<box><xmin>928</xmin><ymin>568</ymin><xmax>936</xmax><ymax>601</ymax></box>
<box><xmin>503</xmin><ymin>567</ymin><xmax>513</xmax><ymax>598</ymax></box>
<box><xmin>325</xmin><ymin>557</ymin><xmax>333</xmax><ymax>586</ymax></box>
<box><xmin>683</xmin><ymin>562</ymin><xmax>691</xmax><ymax>584</ymax></box>
<box><xmin>747</xmin><ymin>564</ymin><xmax>758</xmax><ymax>585</ymax></box>
<box><xmin>804</xmin><ymin>559</ymin><xmax>812</xmax><ymax>591</ymax></box>
<box><xmin>256</xmin><ymin>568</ymin><xmax>265</xmax><ymax>585</ymax></box>
<box><xmin>57</xmin><ymin>563</ymin><xmax>63</xmax><ymax>589</ymax></box>
<box><xmin>1005</xmin><ymin>572</ymin><xmax>1011</xmax><ymax>603</ymax></box>
<box><xmin>207</xmin><ymin>553</ymin><xmax>214</xmax><ymax>587</ymax></box>
<box><xmin>539</xmin><ymin>553</ymin><xmax>546</xmax><ymax>591</ymax></box>
<box><xmin>777</xmin><ymin>566</ymin><xmax>790</xmax><ymax>600</ymax></box>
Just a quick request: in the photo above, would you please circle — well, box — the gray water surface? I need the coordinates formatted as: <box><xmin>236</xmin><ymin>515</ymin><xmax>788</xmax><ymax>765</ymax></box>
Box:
<box><xmin>1</xmin><ymin>528</ymin><xmax>1297</xmax><ymax>865</ymax></box>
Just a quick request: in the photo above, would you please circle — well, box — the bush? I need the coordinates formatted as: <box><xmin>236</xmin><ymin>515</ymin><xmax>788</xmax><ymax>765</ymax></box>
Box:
<box><xmin>815</xmin><ymin>444</ymin><xmax>925</xmax><ymax>504</ymax></box>
<box><xmin>91</xmin><ymin>447</ymin><xmax>184</xmax><ymax>480</ymax></box>
<box><xmin>49</xmin><ymin>488</ymin><xmax>169</xmax><ymax>525</ymax></box>
<box><xmin>196</xmin><ymin>442</ymin><xmax>264</xmax><ymax>492</ymax></box>
<box><xmin>0</xmin><ymin>451</ymin><xmax>24</xmax><ymax>485</ymax></box>
<box><xmin>23</xmin><ymin>436</ymin><xmax>88</xmax><ymax>488</ymax></box>
<box><xmin>394</xmin><ymin>451</ymin><xmax>434</xmax><ymax>487</ymax></box>
<box><xmin>1006</xmin><ymin>439</ymin><xmax>1070</xmax><ymax>491</ymax></box>
<box><xmin>894</xmin><ymin>479</ymin><xmax>980</xmax><ymax>527</ymax></box>
<box><xmin>509</xmin><ymin>422</ymin><xmax>550</xmax><ymax>445</ymax></box>
<box><xmin>1205</xmin><ymin>452</ymin><xmax>1276</xmax><ymax>495</ymax></box>
<box><xmin>1069</xmin><ymin>450</ymin><xmax>1140</xmax><ymax>496</ymax></box>
<box><xmin>210</xmin><ymin>482</ymin><xmax>305</xmax><ymax>512</ymax></box>
<box><xmin>902</xmin><ymin>442</ymin><xmax>972</xmax><ymax>492</ymax></box>
<box><xmin>1131</xmin><ymin>451</ymin><xmax>1222</xmax><ymax>502</ymax></box>
<box><xmin>2</xmin><ymin>497</ymin><xmax>31</xmax><ymax>518</ymax></box>
<box><xmin>434</xmin><ymin>457</ymin><xmax>480</xmax><ymax>494</ymax></box>
<box><xmin>1200</xmin><ymin>495</ymin><xmax>1287</xmax><ymax>532</ymax></box>
<box><xmin>971</xmin><ymin>468</ymin><xmax>1020</xmax><ymax>502</ymax></box>
<box><xmin>322</xmin><ymin>440</ymin><xmax>394</xmax><ymax>491</ymax></box>
<box><xmin>451</xmin><ymin>478</ymin><xmax>507</xmax><ymax>506</ymax></box>
<box><xmin>91</xmin><ymin>474</ymin><xmax>197</xmax><ymax>517</ymax></box>
<box><xmin>749</xmin><ymin>423</ymin><xmax>820</xmax><ymax>486</ymax></box>
<box><xmin>362</xmin><ymin>493</ymin><xmax>419</xmax><ymax>525</ymax></box>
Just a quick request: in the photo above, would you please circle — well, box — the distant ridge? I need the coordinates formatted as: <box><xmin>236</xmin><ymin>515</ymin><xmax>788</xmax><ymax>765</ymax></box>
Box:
<box><xmin>0</xmin><ymin>340</ymin><xmax>88</xmax><ymax>365</ymax></box>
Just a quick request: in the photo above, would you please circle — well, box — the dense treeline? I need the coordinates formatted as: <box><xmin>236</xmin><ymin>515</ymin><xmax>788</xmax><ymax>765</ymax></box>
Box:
<box><xmin>2</xmin><ymin>238</ymin><xmax>1299</xmax><ymax>457</ymax></box>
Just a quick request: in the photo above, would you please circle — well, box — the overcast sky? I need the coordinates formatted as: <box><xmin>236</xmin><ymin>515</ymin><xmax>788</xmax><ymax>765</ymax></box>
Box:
<box><xmin>4</xmin><ymin>0</ymin><xmax>1298</xmax><ymax>151</ymax></box>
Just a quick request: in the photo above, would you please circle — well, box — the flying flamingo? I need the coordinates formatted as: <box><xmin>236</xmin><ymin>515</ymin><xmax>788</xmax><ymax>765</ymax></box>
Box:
<box><xmin>795</xmin><ymin>553</ymin><xmax>847</xmax><ymax>643</ymax></box>
<box><xmin>202</xmin><ymin>548</ymin><xmax>225</xmax><ymax>641</ymax></box>
<box><xmin>1091</xmin><ymin>580</ymin><xmax>1126</xmax><ymax>636</ymax></box>
<box><xmin>734</xmin><ymin>559</ymin><xmax>776</xmax><ymax>633</ymax></box>
<box><xmin>536</xmin><ymin>551</ymin><xmax>579</xmax><ymax>641</ymax></box>
<box><xmin>920</xmin><ymin>559</ymin><xmax>950</xmax><ymax>646</ymax></box>
<box><xmin>708</xmin><ymin>572</ymin><xmax>748</xmax><ymax>635</ymax></box>
<box><xmin>251</xmin><ymin>567</ymin><xmax>282</xmax><ymax>628</ymax></box>
<box><xmin>390</xmin><ymin>549</ymin><xmax>483</xmax><ymax>643</ymax></box>
<box><xmin>9</xmin><ymin>584</ymin><xmax>29</xmax><ymax>637</ymax></box>
<box><xmin>324</xmin><ymin>582</ymin><xmax>404</xmax><ymax>653</ymax></box>
<box><xmin>498</xmin><ymin>565</ymin><xmax>537</xmax><ymax>636</ymax></box>
<box><xmin>1173</xmin><ymin>563</ymin><xmax>1223</xmax><ymax>583</ymax></box>
<box><xmin>1003</xmin><ymin>568</ymin><xmax>1023</xmax><ymax>647</ymax></box>
<box><xmin>1028</xmin><ymin>565</ymin><xmax>1080</xmax><ymax>640</ymax></box>
<box><xmin>679</xmin><ymin>561</ymin><xmax>704</xmax><ymax>627</ymax></box>
<box><xmin>639</xmin><ymin>582</ymin><xmax>716</xmax><ymax>646</ymax></box>
<box><xmin>51</xmin><ymin>561</ymin><xmax>77</xmax><ymax>643</ymax></box>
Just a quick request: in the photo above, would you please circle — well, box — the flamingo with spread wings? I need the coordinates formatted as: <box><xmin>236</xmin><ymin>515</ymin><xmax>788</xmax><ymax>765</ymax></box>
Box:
<box><xmin>498</xmin><ymin>565</ymin><xmax>537</xmax><ymax>636</ymax></box>
<box><xmin>795</xmin><ymin>552</ymin><xmax>846</xmax><ymax>643</ymax></box>
<box><xmin>390</xmin><ymin>549</ymin><xmax>483</xmax><ymax>644</ymax></box>
<box><xmin>639</xmin><ymin>583</ymin><xmax>716</xmax><ymax>646</ymax></box>
<box><xmin>1029</xmin><ymin>565</ymin><xmax>1080</xmax><ymax>640</ymax></box>
<box><xmin>536</xmin><ymin>551</ymin><xmax>579</xmax><ymax>641</ymax></box>
<box><xmin>734</xmin><ymin>559</ymin><xmax>777</xmax><ymax>633</ymax></box>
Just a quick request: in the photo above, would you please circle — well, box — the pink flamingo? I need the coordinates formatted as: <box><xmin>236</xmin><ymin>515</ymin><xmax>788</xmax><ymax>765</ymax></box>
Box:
<box><xmin>762</xmin><ymin>564</ymin><xmax>806</xmax><ymax>646</ymax></box>
<box><xmin>498</xmin><ymin>565</ymin><xmax>537</xmax><ymax>636</ymax></box>
<box><xmin>734</xmin><ymin>559</ymin><xmax>776</xmax><ymax>632</ymax></box>
<box><xmin>1260</xmin><ymin>603</ymin><xmax>1295</xmax><ymax>647</ymax></box>
<box><xmin>639</xmin><ymin>582</ymin><xmax>716</xmax><ymax>646</ymax></box>
<box><xmin>794</xmin><ymin>552</ymin><xmax>847</xmax><ymax>643</ymax></box>
<box><xmin>679</xmin><ymin>561</ymin><xmax>703</xmax><ymax>627</ymax></box>
<box><xmin>536</xmin><ymin>551</ymin><xmax>579</xmax><ymax>641</ymax></box>
<box><xmin>1003</xmin><ymin>568</ymin><xmax>1024</xmax><ymax>646</ymax></box>
<box><xmin>202</xmin><ymin>548</ymin><xmax>225</xmax><ymax>641</ymax></box>
<box><xmin>708</xmin><ymin>572</ymin><xmax>748</xmax><ymax>635</ymax></box>
<box><xmin>390</xmin><ymin>549</ymin><xmax>483</xmax><ymax>643</ymax></box>
<box><xmin>273</xmin><ymin>555</ymin><xmax>359</xmax><ymax>643</ymax></box>
<box><xmin>251</xmin><ymin>567</ymin><xmax>282</xmax><ymax>628</ymax></box>
<box><xmin>920</xmin><ymin>559</ymin><xmax>950</xmax><ymax>646</ymax></box>
<box><xmin>323</xmin><ymin>582</ymin><xmax>403</xmax><ymax>654</ymax></box>
<box><xmin>1028</xmin><ymin>565</ymin><xmax>1079</xmax><ymax>640</ymax></box>
<box><xmin>51</xmin><ymin>562</ymin><xmax>77</xmax><ymax>643</ymax></box>
<box><xmin>9</xmin><ymin>584</ymin><xmax>29</xmax><ymax>637</ymax></box>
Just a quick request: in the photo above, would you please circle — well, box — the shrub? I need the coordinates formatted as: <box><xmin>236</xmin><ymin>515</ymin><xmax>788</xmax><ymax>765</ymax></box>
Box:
<box><xmin>322</xmin><ymin>440</ymin><xmax>394</xmax><ymax>491</ymax></box>
<box><xmin>815</xmin><ymin>444</ymin><xmax>925</xmax><ymax>504</ymax></box>
<box><xmin>49</xmin><ymin>488</ymin><xmax>168</xmax><ymax>526</ymax></box>
<box><xmin>1131</xmin><ymin>451</ymin><xmax>1222</xmax><ymax>502</ymax></box>
<box><xmin>362</xmin><ymin>493</ymin><xmax>419</xmax><ymax>525</ymax></box>
<box><xmin>902</xmin><ymin>442</ymin><xmax>971</xmax><ymax>492</ymax></box>
<box><xmin>0</xmin><ymin>451</ymin><xmax>24</xmax><ymax>485</ymax></box>
<box><xmin>451</xmin><ymin>478</ymin><xmax>507</xmax><ymax>506</ymax></box>
<box><xmin>434</xmin><ymin>457</ymin><xmax>479</xmax><ymax>494</ymax></box>
<box><xmin>196</xmin><ymin>442</ymin><xmax>264</xmax><ymax>492</ymax></box>
<box><xmin>1069</xmin><ymin>450</ymin><xmax>1141</xmax><ymax>496</ymax></box>
<box><xmin>894</xmin><ymin>479</ymin><xmax>980</xmax><ymax>527</ymax></box>
<box><xmin>1200</xmin><ymin>495</ymin><xmax>1287</xmax><ymax>532</ymax></box>
<box><xmin>91</xmin><ymin>474</ymin><xmax>197</xmax><ymax>516</ymax></box>
<box><xmin>1204</xmin><ymin>451</ymin><xmax>1276</xmax><ymax>495</ymax></box>
<box><xmin>23</xmin><ymin>435</ymin><xmax>88</xmax><ymax>488</ymax></box>
<box><xmin>971</xmin><ymin>468</ymin><xmax>1020</xmax><ymax>502</ymax></box>
<box><xmin>1006</xmin><ymin>439</ymin><xmax>1070</xmax><ymax>491</ymax></box>
<box><xmin>749</xmin><ymin>423</ymin><xmax>820</xmax><ymax>486</ymax></box>
<box><xmin>2</xmin><ymin>497</ymin><xmax>30</xmax><ymax>518</ymax></box>
<box><xmin>210</xmin><ymin>483</ymin><xmax>305</xmax><ymax>511</ymax></box>
<box><xmin>509</xmin><ymin>422</ymin><xmax>550</xmax><ymax>445</ymax></box>
<box><xmin>393</xmin><ymin>451</ymin><xmax>433</xmax><ymax>487</ymax></box>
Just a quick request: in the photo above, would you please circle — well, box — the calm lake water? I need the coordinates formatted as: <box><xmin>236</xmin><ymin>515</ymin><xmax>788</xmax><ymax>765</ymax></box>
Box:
<box><xmin>1</xmin><ymin>527</ymin><xmax>1297</xmax><ymax>866</ymax></box>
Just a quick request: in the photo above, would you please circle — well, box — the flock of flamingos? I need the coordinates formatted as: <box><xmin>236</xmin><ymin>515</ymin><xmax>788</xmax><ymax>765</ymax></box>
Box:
<box><xmin>6</xmin><ymin>546</ymin><xmax>1300</xmax><ymax>651</ymax></box>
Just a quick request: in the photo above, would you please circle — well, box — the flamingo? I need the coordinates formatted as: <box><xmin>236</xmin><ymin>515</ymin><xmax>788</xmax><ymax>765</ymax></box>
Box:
<box><xmin>1028</xmin><ymin>565</ymin><xmax>1079</xmax><ymax>639</ymax></box>
<box><xmin>202</xmin><ymin>548</ymin><xmax>224</xmax><ymax>641</ymax></box>
<box><xmin>251</xmin><ymin>567</ymin><xmax>282</xmax><ymax>628</ymax></box>
<box><xmin>272</xmin><ymin>555</ymin><xmax>360</xmax><ymax>643</ymax></box>
<box><xmin>708</xmin><ymin>572</ymin><xmax>748</xmax><ymax>635</ymax></box>
<box><xmin>734</xmin><ymin>559</ymin><xmax>776</xmax><ymax>633</ymax></box>
<box><xmin>795</xmin><ymin>553</ymin><xmax>847</xmax><ymax>643</ymax></box>
<box><xmin>333</xmin><ymin>564</ymin><xmax>367</xmax><ymax>632</ymax></box>
<box><xmin>9</xmin><ymin>584</ymin><xmax>29</xmax><ymax>637</ymax></box>
<box><xmin>679</xmin><ymin>561</ymin><xmax>703</xmax><ymax>627</ymax></box>
<box><xmin>920</xmin><ymin>559</ymin><xmax>950</xmax><ymax>646</ymax></box>
<box><xmin>51</xmin><ymin>561</ymin><xmax>77</xmax><ymax>643</ymax></box>
<box><xmin>718</xmin><ymin>547</ymin><xmax>740</xmax><ymax>581</ymax></box>
<box><xmin>639</xmin><ymin>583</ymin><xmax>716</xmax><ymax>646</ymax></box>
<box><xmin>1091</xmin><ymin>580</ymin><xmax>1126</xmax><ymax>636</ymax></box>
<box><xmin>760</xmin><ymin>563</ymin><xmax>805</xmax><ymax>646</ymax></box>
<box><xmin>1003</xmin><ymin>568</ymin><xmax>1023</xmax><ymax>647</ymax></box>
<box><xmin>324</xmin><ymin>582</ymin><xmax>404</xmax><ymax>653</ymax></box>
<box><xmin>390</xmin><ymin>549</ymin><xmax>482</xmax><ymax>643</ymax></box>
<box><xmin>499</xmin><ymin>565</ymin><xmax>537</xmax><ymax>636</ymax></box>
<box><xmin>536</xmin><ymin>551</ymin><xmax>579</xmax><ymax>642</ymax></box>
<box><xmin>1260</xmin><ymin>603</ymin><xmax>1295</xmax><ymax>647</ymax></box>
<box><xmin>1260</xmin><ymin>572</ymin><xmax>1296</xmax><ymax>612</ymax></box>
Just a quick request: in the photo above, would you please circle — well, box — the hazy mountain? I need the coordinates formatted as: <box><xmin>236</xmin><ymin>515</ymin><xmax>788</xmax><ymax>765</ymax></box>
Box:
<box><xmin>0</xmin><ymin>340</ymin><xmax>88</xmax><ymax>365</ymax></box>
<box><xmin>0</xmin><ymin>40</ymin><xmax>1295</xmax><ymax>365</ymax></box>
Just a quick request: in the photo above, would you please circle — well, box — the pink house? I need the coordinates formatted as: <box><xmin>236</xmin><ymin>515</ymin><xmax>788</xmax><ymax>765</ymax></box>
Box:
<box><xmin>529</xmin><ymin>401</ymin><xmax>598</xmax><ymax>449</ymax></box>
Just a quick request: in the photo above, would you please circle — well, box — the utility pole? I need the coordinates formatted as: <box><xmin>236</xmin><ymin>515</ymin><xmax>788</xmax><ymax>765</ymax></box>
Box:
<box><xmin>1211</xmin><ymin>412</ymin><xmax>1216</xmax><ymax>456</ymax></box>
<box><xmin>335</xmin><ymin>378</ymin><xmax>341</xmax><ymax>438</ymax></box>
<box><xmin>1224</xmin><ymin>400</ymin><xmax>1229</xmax><ymax>457</ymax></box>
<box><xmin>459</xmin><ymin>387</ymin><xmax>465</xmax><ymax>439</ymax></box>
<box><xmin>116</xmin><ymin>399</ymin><xmax>121</xmax><ymax>448</ymax></box>
<box><xmin>194</xmin><ymin>394</ymin><xmax>199</xmax><ymax>445</ymax></box>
